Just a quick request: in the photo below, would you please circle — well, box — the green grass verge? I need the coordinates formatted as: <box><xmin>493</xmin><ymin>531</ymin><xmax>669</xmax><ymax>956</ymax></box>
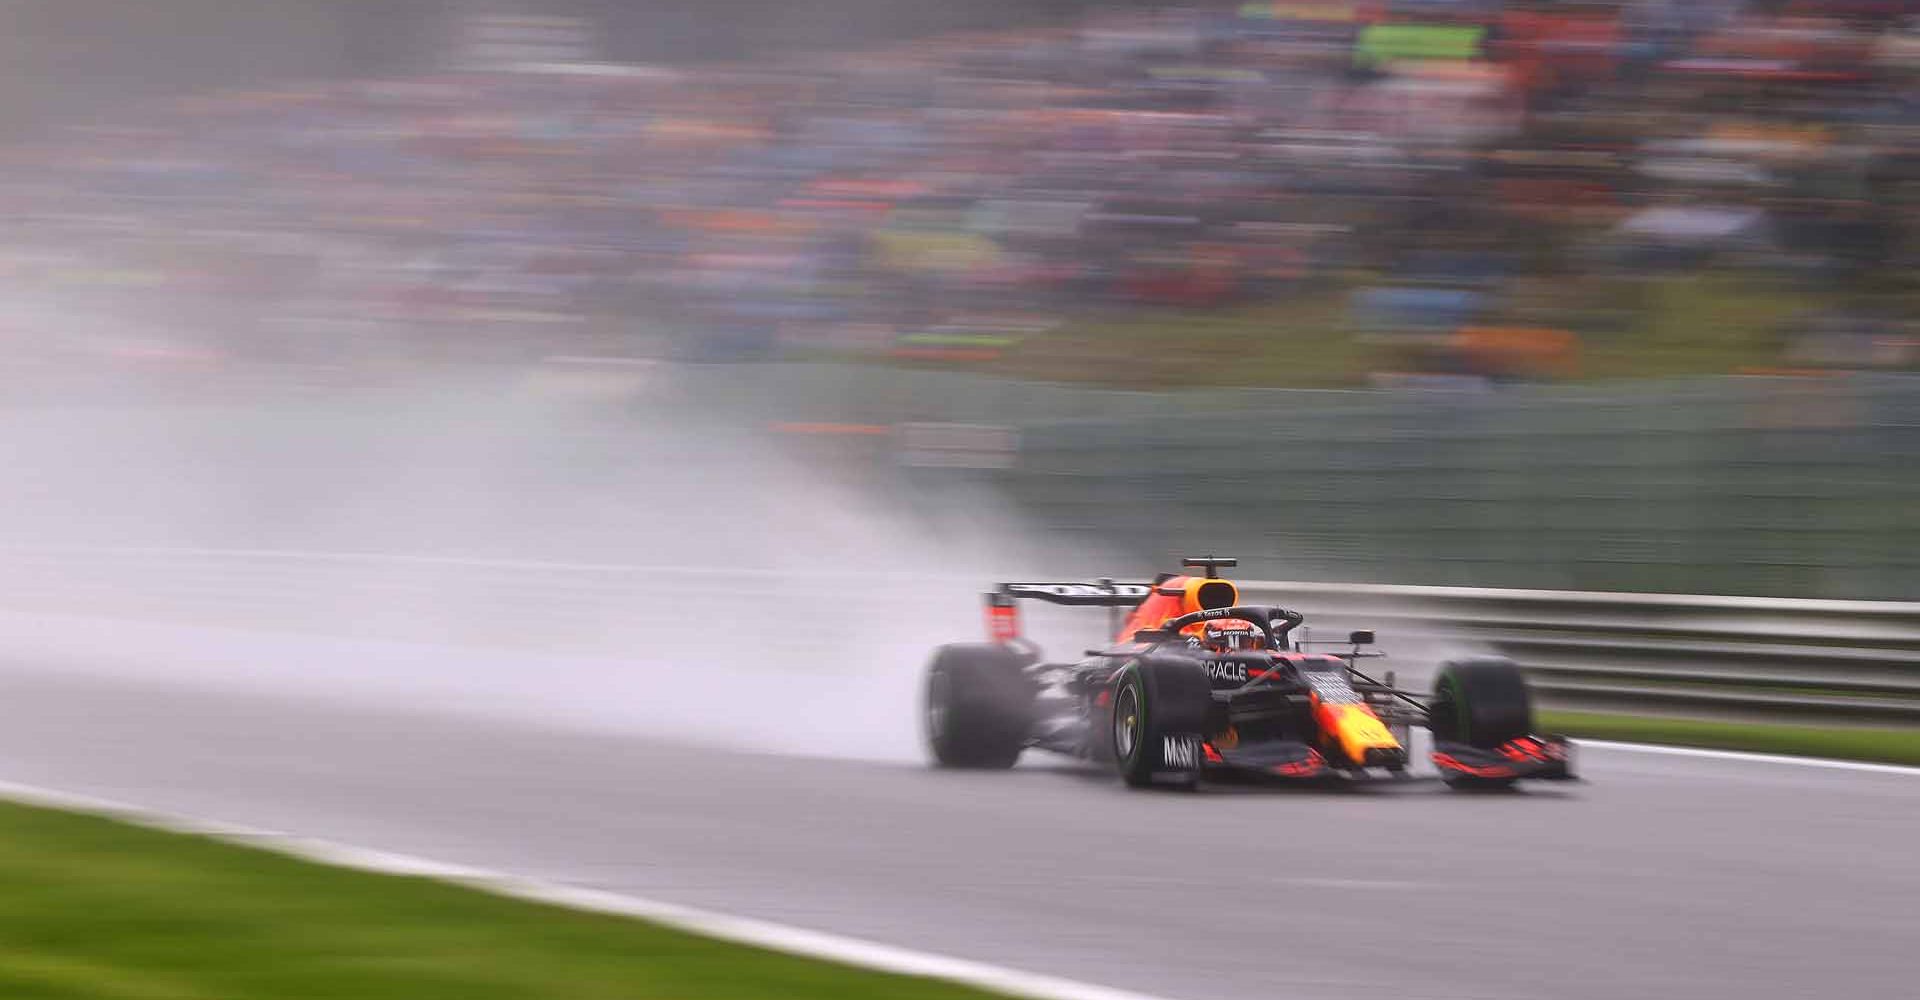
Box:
<box><xmin>1539</xmin><ymin>710</ymin><xmax>1920</xmax><ymax>767</ymax></box>
<box><xmin>0</xmin><ymin>800</ymin><xmax>1004</xmax><ymax>1000</ymax></box>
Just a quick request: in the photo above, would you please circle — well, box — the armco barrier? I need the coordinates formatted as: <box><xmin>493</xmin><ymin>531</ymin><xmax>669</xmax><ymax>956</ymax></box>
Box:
<box><xmin>1235</xmin><ymin>580</ymin><xmax>1920</xmax><ymax>724</ymax></box>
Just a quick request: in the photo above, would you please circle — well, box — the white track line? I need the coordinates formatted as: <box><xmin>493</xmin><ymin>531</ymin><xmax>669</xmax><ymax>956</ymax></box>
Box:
<box><xmin>0</xmin><ymin>779</ymin><xmax>1185</xmax><ymax>1000</ymax></box>
<box><xmin>1583</xmin><ymin>740</ymin><xmax>1920</xmax><ymax>776</ymax></box>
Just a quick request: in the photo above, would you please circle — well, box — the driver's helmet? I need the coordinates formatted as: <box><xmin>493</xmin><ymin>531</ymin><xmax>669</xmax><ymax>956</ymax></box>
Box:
<box><xmin>1201</xmin><ymin>620</ymin><xmax>1263</xmax><ymax>652</ymax></box>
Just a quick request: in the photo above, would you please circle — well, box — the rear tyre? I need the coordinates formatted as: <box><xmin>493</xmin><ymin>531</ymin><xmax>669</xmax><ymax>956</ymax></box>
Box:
<box><xmin>1112</xmin><ymin>657</ymin><xmax>1213</xmax><ymax>789</ymax></box>
<box><xmin>925</xmin><ymin>644</ymin><xmax>1036</xmax><ymax>769</ymax></box>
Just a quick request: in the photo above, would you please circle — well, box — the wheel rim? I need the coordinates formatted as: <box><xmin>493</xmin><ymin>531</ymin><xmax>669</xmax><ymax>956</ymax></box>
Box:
<box><xmin>1113</xmin><ymin>684</ymin><xmax>1139</xmax><ymax>761</ymax></box>
<box><xmin>927</xmin><ymin>669</ymin><xmax>950</xmax><ymax>742</ymax></box>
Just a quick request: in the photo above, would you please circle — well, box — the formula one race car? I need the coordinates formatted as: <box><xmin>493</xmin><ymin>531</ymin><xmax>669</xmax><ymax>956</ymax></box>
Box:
<box><xmin>923</xmin><ymin>557</ymin><xmax>1574</xmax><ymax>789</ymax></box>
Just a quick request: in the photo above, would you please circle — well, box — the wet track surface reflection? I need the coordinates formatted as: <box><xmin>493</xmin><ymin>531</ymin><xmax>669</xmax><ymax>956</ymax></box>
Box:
<box><xmin>0</xmin><ymin>661</ymin><xmax>1914</xmax><ymax>1000</ymax></box>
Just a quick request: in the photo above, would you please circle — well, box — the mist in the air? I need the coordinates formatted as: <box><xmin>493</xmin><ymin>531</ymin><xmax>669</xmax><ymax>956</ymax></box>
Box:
<box><xmin>0</xmin><ymin>376</ymin><xmax>1127</xmax><ymax>762</ymax></box>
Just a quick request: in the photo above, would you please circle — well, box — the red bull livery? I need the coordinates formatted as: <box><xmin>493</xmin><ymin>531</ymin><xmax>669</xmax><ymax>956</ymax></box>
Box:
<box><xmin>925</xmin><ymin>557</ymin><xmax>1575</xmax><ymax>789</ymax></box>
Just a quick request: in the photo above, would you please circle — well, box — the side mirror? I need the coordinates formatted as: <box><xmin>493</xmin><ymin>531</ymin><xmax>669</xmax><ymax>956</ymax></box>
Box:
<box><xmin>1348</xmin><ymin>630</ymin><xmax>1375</xmax><ymax>646</ymax></box>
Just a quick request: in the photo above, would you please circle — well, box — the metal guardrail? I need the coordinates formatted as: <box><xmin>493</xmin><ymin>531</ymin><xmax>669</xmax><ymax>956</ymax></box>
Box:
<box><xmin>0</xmin><ymin>546</ymin><xmax>1911</xmax><ymax>726</ymax></box>
<box><xmin>1235</xmin><ymin>580</ymin><xmax>1920</xmax><ymax>725</ymax></box>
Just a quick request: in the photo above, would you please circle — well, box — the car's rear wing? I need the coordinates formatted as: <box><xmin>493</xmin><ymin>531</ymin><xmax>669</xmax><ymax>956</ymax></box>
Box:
<box><xmin>985</xmin><ymin>581</ymin><xmax>1154</xmax><ymax>642</ymax></box>
<box><xmin>994</xmin><ymin>582</ymin><xmax>1157</xmax><ymax>606</ymax></box>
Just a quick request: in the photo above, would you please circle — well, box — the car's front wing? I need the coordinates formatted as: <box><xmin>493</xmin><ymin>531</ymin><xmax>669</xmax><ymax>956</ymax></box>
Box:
<box><xmin>1430</xmin><ymin>734</ymin><xmax>1576</xmax><ymax>782</ymax></box>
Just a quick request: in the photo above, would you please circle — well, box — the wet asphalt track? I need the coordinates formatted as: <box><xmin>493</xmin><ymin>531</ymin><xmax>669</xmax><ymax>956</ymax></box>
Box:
<box><xmin>0</xmin><ymin>666</ymin><xmax>1914</xmax><ymax>1000</ymax></box>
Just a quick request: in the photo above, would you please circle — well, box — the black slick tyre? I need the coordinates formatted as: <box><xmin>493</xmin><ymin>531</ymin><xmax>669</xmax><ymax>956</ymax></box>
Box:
<box><xmin>1111</xmin><ymin>657</ymin><xmax>1213</xmax><ymax>789</ymax></box>
<box><xmin>925</xmin><ymin>644</ymin><xmax>1036</xmax><ymax>769</ymax></box>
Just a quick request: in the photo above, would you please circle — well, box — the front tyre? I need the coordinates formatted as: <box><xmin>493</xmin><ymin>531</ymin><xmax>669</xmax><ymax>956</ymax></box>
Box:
<box><xmin>925</xmin><ymin>644</ymin><xmax>1036</xmax><ymax>769</ymax></box>
<box><xmin>1112</xmin><ymin>658</ymin><xmax>1212</xmax><ymax>789</ymax></box>
<box><xmin>1428</xmin><ymin>658</ymin><xmax>1535</xmax><ymax>748</ymax></box>
<box><xmin>1430</xmin><ymin>657</ymin><xmax>1535</xmax><ymax>789</ymax></box>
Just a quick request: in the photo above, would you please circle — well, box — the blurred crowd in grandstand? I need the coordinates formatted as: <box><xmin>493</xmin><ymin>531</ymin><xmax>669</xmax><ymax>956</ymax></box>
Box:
<box><xmin>1</xmin><ymin>0</ymin><xmax>1916</xmax><ymax>385</ymax></box>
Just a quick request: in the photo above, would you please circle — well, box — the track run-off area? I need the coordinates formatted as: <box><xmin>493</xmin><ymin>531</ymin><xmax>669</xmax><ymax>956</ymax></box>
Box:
<box><xmin>0</xmin><ymin>649</ymin><xmax>1914</xmax><ymax>1000</ymax></box>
